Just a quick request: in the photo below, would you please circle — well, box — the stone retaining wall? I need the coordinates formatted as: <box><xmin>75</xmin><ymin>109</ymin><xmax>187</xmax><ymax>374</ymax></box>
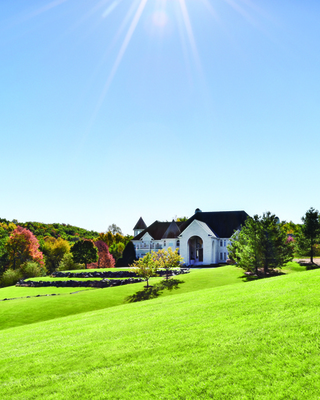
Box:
<box><xmin>16</xmin><ymin>278</ymin><xmax>144</xmax><ymax>288</ymax></box>
<box><xmin>16</xmin><ymin>268</ymin><xmax>190</xmax><ymax>288</ymax></box>
<box><xmin>51</xmin><ymin>268</ymin><xmax>190</xmax><ymax>279</ymax></box>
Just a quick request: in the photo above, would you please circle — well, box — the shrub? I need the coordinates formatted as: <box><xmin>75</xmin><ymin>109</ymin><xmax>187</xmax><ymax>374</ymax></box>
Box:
<box><xmin>21</xmin><ymin>261</ymin><xmax>46</xmax><ymax>278</ymax></box>
<box><xmin>1</xmin><ymin>268</ymin><xmax>23</xmax><ymax>287</ymax></box>
<box><xmin>58</xmin><ymin>253</ymin><xmax>83</xmax><ymax>271</ymax></box>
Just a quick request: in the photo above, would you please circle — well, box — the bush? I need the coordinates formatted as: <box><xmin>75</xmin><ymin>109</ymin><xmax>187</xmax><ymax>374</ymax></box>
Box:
<box><xmin>58</xmin><ymin>253</ymin><xmax>83</xmax><ymax>271</ymax></box>
<box><xmin>21</xmin><ymin>261</ymin><xmax>46</xmax><ymax>278</ymax></box>
<box><xmin>1</xmin><ymin>268</ymin><xmax>23</xmax><ymax>287</ymax></box>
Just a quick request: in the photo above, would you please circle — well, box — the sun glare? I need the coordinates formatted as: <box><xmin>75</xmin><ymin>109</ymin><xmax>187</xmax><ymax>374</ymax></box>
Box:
<box><xmin>26</xmin><ymin>0</ymin><xmax>262</xmax><ymax>119</ymax></box>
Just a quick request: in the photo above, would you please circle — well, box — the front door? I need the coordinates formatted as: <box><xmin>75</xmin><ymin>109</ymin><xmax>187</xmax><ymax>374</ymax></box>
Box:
<box><xmin>199</xmin><ymin>248</ymin><xmax>203</xmax><ymax>262</ymax></box>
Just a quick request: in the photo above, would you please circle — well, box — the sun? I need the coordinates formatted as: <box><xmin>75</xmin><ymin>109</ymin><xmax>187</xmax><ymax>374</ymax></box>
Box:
<box><xmin>27</xmin><ymin>0</ymin><xmax>261</xmax><ymax>118</ymax></box>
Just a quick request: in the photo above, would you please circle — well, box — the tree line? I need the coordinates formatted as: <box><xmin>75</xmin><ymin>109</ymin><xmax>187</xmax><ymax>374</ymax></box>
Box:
<box><xmin>0</xmin><ymin>221</ymin><xmax>132</xmax><ymax>287</ymax></box>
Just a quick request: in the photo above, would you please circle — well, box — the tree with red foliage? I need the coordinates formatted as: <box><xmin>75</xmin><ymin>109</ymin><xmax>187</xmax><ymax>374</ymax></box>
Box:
<box><xmin>5</xmin><ymin>226</ymin><xmax>44</xmax><ymax>270</ymax></box>
<box><xmin>88</xmin><ymin>240</ymin><xmax>115</xmax><ymax>269</ymax></box>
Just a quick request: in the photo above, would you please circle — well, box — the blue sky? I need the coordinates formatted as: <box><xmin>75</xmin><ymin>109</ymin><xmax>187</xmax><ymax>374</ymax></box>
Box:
<box><xmin>1</xmin><ymin>0</ymin><xmax>320</xmax><ymax>235</ymax></box>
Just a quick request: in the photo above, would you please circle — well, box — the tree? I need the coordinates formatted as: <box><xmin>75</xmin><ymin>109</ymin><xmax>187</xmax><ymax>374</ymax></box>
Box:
<box><xmin>297</xmin><ymin>207</ymin><xmax>320</xmax><ymax>263</ymax></box>
<box><xmin>109</xmin><ymin>242</ymin><xmax>125</xmax><ymax>263</ymax></box>
<box><xmin>98</xmin><ymin>230</ymin><xmax>132</xmax><ymax>262</ymax></box>
<box><xmin>107</xmin><ymin>224</ymin><xmax>122</xmax><ymax>235</ymax></box>
<box><xmin>71</xmin><ymin>240</ymin><xmax>98</xmax><ymax>269</ymax></box>
<box><xmin>228</xmin><ymin>212</ymin><xmax>294</xmax><ymax>276</ymax></box>
<box><xmin>152</xmin><ymin>248</ymin><xmax>184</xmax><ymax>280</ymax></box>
<box><xmin>130</xmin><ymin>253</ymin><xmax>158</xmax><ymax>288</ymax></box>
<box><xmin>41</xmin><ymin>237</ymin><xmax>70</xmax><ymax>273</ymax></box>
<box><xmin>116</xmin><ymin>241</ymin><xmax>137</xmax><ymax>267</ymax></box>
<box><xmin>93</xmin><ymin>240</ymin><xmax>115</xmax><ymax>268</ymax></box>
<box><xmin>5</xmin><ymin>226</ymin><xmax>44</xmax><ymax>270</ymax></box>
<box><xmin>57</xmin><ymin>253</ymin><xmax>79</xmax><ymax>271</ymax></box>
<box><xmin>176</xmin><ymin>216</ymin><xmax>188</xmax><ymax>222</ymax></box>
<box><xmin>228</xmin><ymin>215</ymin><xmax>262</xmax><ymax>275</ymax></box>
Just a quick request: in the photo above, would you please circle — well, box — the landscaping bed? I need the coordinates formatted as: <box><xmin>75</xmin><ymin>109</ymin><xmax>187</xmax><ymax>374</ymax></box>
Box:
<box><xmin>16</xmin><ymin>278</ymin><xmax>144</xmax><ymax>288</ymax></box>
<box><xmin>51</xmin><ymin>268</ymin><xmax>190</xmax><ymax>279</ymax></box>
<box><xmin>15</xmin><ymin>268</ymin><xmax>190</xmax><ymax>288</ymax></box>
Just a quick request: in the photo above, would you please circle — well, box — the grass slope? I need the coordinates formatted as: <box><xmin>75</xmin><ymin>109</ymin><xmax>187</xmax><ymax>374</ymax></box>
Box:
<box><xmin>0</xmin><ymin>266</ymin><xmax>243</xmax><ymax>330</ymax></box>
<box><xmin>1</xmin><ymin>267</ymin><xmax>320</xmax><ymax>399</ymax></box>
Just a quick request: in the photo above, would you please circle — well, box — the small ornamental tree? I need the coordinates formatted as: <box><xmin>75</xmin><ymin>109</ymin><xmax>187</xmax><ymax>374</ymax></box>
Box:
<box><xmin>71</xmin><ymin>239</ymin><xmax>98</xmax><ymax>269</ymax></box>
<box><xmin>94</xmin><ymin>240</ymin><xmax>115</xmax><ymax>268</ymax></box>
<box><xmin>153</xmin><ymin>248</ymin><xmax>184</xmax><ymax>280</ymax></box>
<box><xmin>130</xmin><ymin>252</ymin><xmax>158</xmax><ymax>288</ymax></box>
<box><xmin>5</xmin><ymin>226</ymin><xmax>44</xmax><ymax>270</ymax></box>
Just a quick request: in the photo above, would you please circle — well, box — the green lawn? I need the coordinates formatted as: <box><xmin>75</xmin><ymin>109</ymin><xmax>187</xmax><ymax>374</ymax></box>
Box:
<box><xmin>0</xmin><ymin>267</ymin><xmax>243</xmax><ymax>330</ymax></box>
<box><xmin>0</xmin><ymin>286</ymin><xmax>94</xmax><ymax>300</ymax></box>
<box><xmin>1</xmin><ymin>266</ymin><xmax>320</xmax><ymax>399</ymax></box>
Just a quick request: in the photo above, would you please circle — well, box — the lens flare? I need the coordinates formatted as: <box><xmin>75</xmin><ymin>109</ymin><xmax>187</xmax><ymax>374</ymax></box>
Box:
<box><xmin>152</xmin><ymin>11</ymin><xmax>168</xmax><ymax>27</ymax></box>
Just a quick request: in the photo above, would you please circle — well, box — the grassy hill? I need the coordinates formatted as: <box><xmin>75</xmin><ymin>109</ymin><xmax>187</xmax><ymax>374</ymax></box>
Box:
<box><xmin>1</xmin><ymin>264</ymin><xmax>320</xmax><ymax>399</ymax></box>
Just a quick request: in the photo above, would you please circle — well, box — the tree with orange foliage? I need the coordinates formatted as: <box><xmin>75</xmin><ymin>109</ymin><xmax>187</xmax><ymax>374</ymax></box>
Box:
<box><xmin>5</xmin><ymin>226</ymin><xmax>44</xmax><ymax>270</ymax></box>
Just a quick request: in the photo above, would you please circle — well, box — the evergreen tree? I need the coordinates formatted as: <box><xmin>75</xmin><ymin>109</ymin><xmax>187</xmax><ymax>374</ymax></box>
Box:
<box><xmin>297</xmin><ymin>207</ymin><xmax>320</xmax><ymax>263</ymax></box>
<box><xmin>228</xmin><ymin>212</ymin><xmax>294</xmax><ymax>276</ymax></box>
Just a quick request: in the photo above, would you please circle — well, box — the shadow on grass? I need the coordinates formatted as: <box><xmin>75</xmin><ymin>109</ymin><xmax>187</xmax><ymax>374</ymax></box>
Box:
<box><xmin>125</xmin><ymin>279</ymin><xmax>184</xmax><ymax>303</ymax></box>
<box><xmin>238</xmin><ymin>269</ymin><xmax>286</xmax><ymax>282</ymax></box>
<box><xmin>296</xmin><ymin>259</ymin><xmax>320</xmax><ymax>270</ymax></box>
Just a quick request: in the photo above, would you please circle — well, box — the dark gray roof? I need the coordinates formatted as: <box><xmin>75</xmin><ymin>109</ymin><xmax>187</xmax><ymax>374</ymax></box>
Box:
<box><xmin>133</xmin><ymin>217</ymin><xmax>147</xmax><ymax>230</ymax></box>
<box><xmin>133</xmin><ymin>221</ymin><xmax>184</xmax><ymax>240</ymax></box>
<box><xmin>162</xmin><ymin>220</ymin><xmax>181</xmax><ymax>239</ymax></box>
<box><xmin>179</xmin><ymin>210</ymin><xmax>249</xmax><ymax>238</ymax></box>
<box><xmin>133</xmin><ymin>211</ymin><xmax>249</xmax><ymax>241</ymax></box>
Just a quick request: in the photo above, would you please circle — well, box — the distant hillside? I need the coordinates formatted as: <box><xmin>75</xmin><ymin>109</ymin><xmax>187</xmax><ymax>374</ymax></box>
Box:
<box><xmin>0</xmin><ymin>218</ymin><xmax>99</xmax><ymax>243</ymax></box>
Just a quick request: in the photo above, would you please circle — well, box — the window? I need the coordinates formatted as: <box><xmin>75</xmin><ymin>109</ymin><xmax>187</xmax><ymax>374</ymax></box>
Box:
<box><xmin>164</xmin><ymin>240</ymin><xmax>166</xmax><ymax>247</ymax></box>
<box><xmin>220</xmin><ymin>252</ymin><xmax>223</xmax><ymax>260</ymax></box>
<box><xmin>220</xmin><ymin>240</ymin><xmax>223</xmax><ymax>246</ymax></box>
<box><xmin>176</xmin><ymin>240</ymin><xmax>180</xmax><ymax>247</ymax></box>
<box><xmin>224</xmin><ymin>240</ymin><xmax>226</xmax><ymax>247</ymax></box>
<box><xmin>224</xmin><ymin>252</ymin><xmax>227</xmax><ymax>260</ymax></box>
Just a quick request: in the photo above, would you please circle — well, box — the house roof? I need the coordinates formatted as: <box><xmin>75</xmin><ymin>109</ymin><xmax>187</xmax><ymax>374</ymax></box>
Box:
<box><xmin>179</xmin><ymin>210</ymin><xmax>249</xmax><ymax>238</ymax></box>
<box><xmin>133</xmin><ymin>211</ymin><xmax>249</xmax><ymax>241</ymax></box>
<box><xmin>162</xmin><ymin>220</ymin><xmax>181</xmax><ymax>239</ymax></box>
<box><xmin>133</xmin><ymin>221</ymin><xmax>184</xmax><ymax>241</ymax></box>
<box><xmin>133</xmin><ymin>217</ymin><xmax>147</xmax><ymax>230</ymax></box>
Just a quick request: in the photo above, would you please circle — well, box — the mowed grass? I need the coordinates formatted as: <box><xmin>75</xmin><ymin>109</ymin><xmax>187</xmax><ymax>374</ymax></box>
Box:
<box><xmin>0</xmin><ymin>286</ymin><xmax>94</xmax><ymax>300</ymax></box>
<box><xmin>0</xmin><ymin>266</ymin><xmax>244</xmax><ymax>330</ymax></box>
<box><xmin>2</xmin><ymin>267</ymin><xmax>320</xmax><ymax>399</ymax></box>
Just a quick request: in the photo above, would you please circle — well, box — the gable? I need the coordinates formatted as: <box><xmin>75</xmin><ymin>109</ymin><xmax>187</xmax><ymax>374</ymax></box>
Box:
<box><xmin>179</xmin><ymin>219</ymin><xmax>216</xmax><ymax>239</ymax></box>
<box><xmin>133</xmin><ymin>220</ymin><xmax>184</xmax><ymax>240</ymax></box>
<box><xmin>180</xmin><ymin>211</ymin><xmax>249</xmax><ymax>238</ymax></box>
<box><xmin>140</xmin><ymin>232</ymin><xmax>153</xmax><ymax>241</ymax></box>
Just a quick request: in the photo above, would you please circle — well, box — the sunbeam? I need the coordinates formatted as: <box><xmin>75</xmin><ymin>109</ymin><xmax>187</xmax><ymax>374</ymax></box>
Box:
<box><xmin>177</xmin><ymin>0</ymin><xmax>202</xmax><ymax>74</ymax></box>
<box><xmin>27</xmin><ymin>0</ymin><xmax>69</xmax><ymax>18</ymax></box>
<box><xmin>92</xmin><ymin>0</ymin><xmax>148</xmax><ymax>119</ymax></box>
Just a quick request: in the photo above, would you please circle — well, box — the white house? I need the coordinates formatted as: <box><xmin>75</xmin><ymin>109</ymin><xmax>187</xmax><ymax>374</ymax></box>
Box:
<box><xmin>131</xmin><ymin>208</ymin><xmax>249</xmax><ymax>266</ymax></box>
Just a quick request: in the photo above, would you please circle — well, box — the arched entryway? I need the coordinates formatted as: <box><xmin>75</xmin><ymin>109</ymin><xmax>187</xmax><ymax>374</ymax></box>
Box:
<box><xmin>188</xmin><ymin>236</ymin><xmax>203</xmax><ymax>265</ymax></box>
